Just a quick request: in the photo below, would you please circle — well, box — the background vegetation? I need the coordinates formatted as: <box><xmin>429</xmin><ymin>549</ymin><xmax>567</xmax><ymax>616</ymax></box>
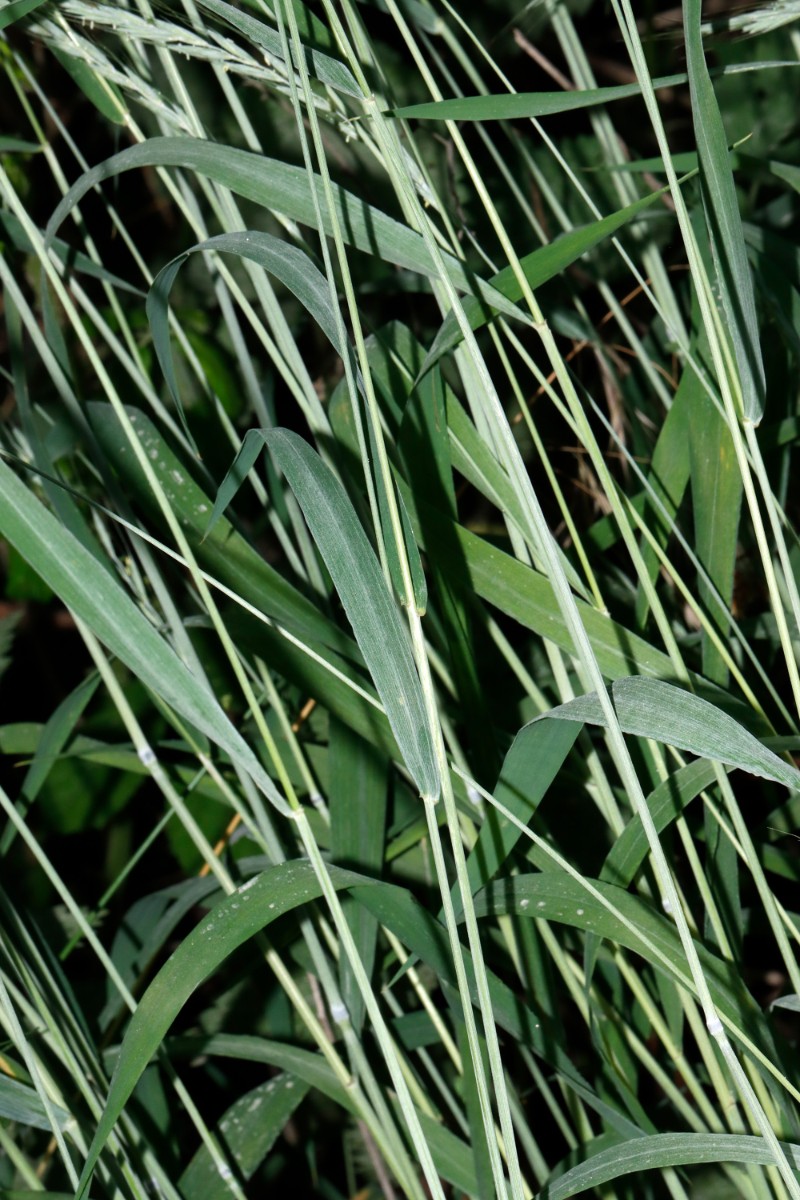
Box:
<box><xmin>2</xmin><ymin>0</ymin><xmax>800</xmax><ymax>1196</ymax></box>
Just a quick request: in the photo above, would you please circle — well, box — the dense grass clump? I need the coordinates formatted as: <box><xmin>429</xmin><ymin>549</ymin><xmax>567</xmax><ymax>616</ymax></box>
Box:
<box><xmin>2</xmin><ymin>1</ymin><xmax>800</xmax><ymax>1197</ymax></box>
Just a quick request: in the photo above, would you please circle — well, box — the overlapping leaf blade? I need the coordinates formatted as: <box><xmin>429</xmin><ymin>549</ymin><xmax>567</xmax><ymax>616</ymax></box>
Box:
<box><xmin>0</xmin><ymin>457</ymin><xmax>290</xmax><ymax>816</ymax></box>
<box><xmin>74</xmin><ymin>862</ymin><xmax>370</xmax><ymax>1199</ymax></box>
<box><xmin>44</xmin><ymin>138</ymin><xmax>520</xmax><ymax>319</ymax></box>
<box><xmin>262</xmin><ymin>431</ymin><xmax>440</xmax><ymax>799</ymax></box>
<box><xmin>535</xmin><ymin>677</ymin><xmax>799</xmax><ymax>791</ymax></box>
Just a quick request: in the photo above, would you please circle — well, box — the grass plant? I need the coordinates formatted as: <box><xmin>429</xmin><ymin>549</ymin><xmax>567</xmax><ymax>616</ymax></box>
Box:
<box><xmin>2</xmin><ymin>0</ymin><xmax>800</xmax><ymax>1196</ymax></box>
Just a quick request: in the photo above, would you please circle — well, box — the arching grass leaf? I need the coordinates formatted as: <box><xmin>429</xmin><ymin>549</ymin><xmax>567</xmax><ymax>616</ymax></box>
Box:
<box><xmin>147</xmin><ymin>233</ymin><xmax>355</xmax><ymax>447</ymax></box>
<box><xmin>44</xmin><ymin>138</ymin><xmax>520</xmax><ymax>320</ymax></box>
<box><xmin>75</xmin><ymin>861</ymin><xmax>371</xmax><ymax>1199</ymax></box>
<box><xmin>537</xmin><ymin>1131</ymin><xmax>800</xmax><ymax>1199</ymax></box>
<box><xmin>472</xmin><ymin>873</ymin><xmax>784</xmax><ymax>1070</ymax></box>
<box><xmin>349</xmin><ymin>881</ymin><xmax>642</xmax><ymax>1138</ymax></box>
<box><xmin>534</xmin><ymin>677</ymin><xmax>800</xmax><ymax>791</ymax></box>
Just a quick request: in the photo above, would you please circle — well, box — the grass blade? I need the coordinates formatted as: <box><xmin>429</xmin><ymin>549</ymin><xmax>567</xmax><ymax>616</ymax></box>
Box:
<box><xmin>196</xmin><ymin>0</ymin><xmax>360</xmax><ymax>96</ymax></box>
<box><xmin>147</xmin><ymin>233</ymin><xmax>355</xmax><ymax>444</ymax></box>
<box><xmin>44</xmin><ymin>138</ymin><xmax>520</xmax><ymax>319</ymax></box>
<box><xmin>0</xmin><ymin>456</ymin><xmax>289</xmax><ymax>817</ymax></box>
<box><xmin>686</xmin><ymin>348</ymin><xmax>743</xmax><ymax>685</ymax></box>
<box><xmin>88</xmin><ymin>403</ymin><xmax>357</xmax><ymax>660</ymax></box>
<box><xmin>462</xmin><ymin>718</ymin><xmax>580</xmax><ymax>898</ymax></box>
<box><xmin>472</xmin><ymin>874</ymin><xmax>782</xmax><ymax>1067</ymax></box>
<box><xmin>178</xmin><ymin>1074</ymin><xmax>310</xmax><ymax>1196</ymax></box>
<box><xmin>537</xmin><ymin>677</ymin><xmax>800</xmax><ymax>790</ymax></box>
<box><xmin>684</xmin><ymin>0</ymin><xmax>766</xmax><ymax>422</ymax></box>
<box><xmin>211</xmin><ymin>429</ymin><xmax>440</xmax><ymax>798</ymax></box>
<box><xmin>420</xmin><ymin>187</ymin><xmax>670</xmax><ymax>376</ymax></box>
<box><xmin>0</xmin><ymin>0</ymin><xmax>50</xmax><ymax>30</ymax></box>
<box><xmin>403</xmin><ymin>489</ymin><xmax>716</xmax><ymax>689</ymax></box>
<box><xmin>329</xmin><ymin>719</ymin><xmax>388</xmax><ymax>1031</ymax></box>
<box><xmin>537</xmin><ymin>1132</ymin><xmax>800</xmax><ymax>1199</ymax></box>
<box><xmin>75</xmin><ymin>862</ymin><xmax>370</xmax><ymax>1199</ymax></box>
<box><xmin>390</xmin><ymin>64</ymin><xmax>796</xmax><ymax>122</ymax></box>
<box><xmin>390</xmin><ymin>76</ymin><xmax>688</xmax><ymax>120</ymax></box>
<box><xmin>0</xmin><ymin>1075</ymin><xmax>71</xmax><ymax>1132</ymax></box>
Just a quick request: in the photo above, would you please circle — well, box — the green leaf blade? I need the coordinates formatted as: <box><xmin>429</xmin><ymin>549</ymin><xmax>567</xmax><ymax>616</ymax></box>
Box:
<box><xmin>266</xmin><ymin>430</ymin><xmax>440</xmax><ymax>799</ymax></box>
<box><xmin>44</xmin><ymin>138</ymin><xmax>520</xmax><ymax>320</ymax></box>
<box><xmin>178</xmin><ymin>1073</ymin><xmax>310</xmax><ymax>1196</ymax></box>
<box><xmin>537</xmin><ymin>677</ymin><xmax>799</xmax><ymax>791</ymax></box>
<box><xmin>537</xmin><ymin>1132</ymin><xmax>800</xmax><ymax>1200</ymax></box>
<box><xmin>0</xmin><ymin>457</ymin><xmax>290</xmax><ymax>817</ymax></box>
<box><xmin>75</xmin><ymin>861</ymin><xmax>368</xmax><ymax>1199</ymax></box>
<box><xmin>421</xmin><ymin>186</ymin><xmax>668</xmax><ymax>376</ymax></box>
